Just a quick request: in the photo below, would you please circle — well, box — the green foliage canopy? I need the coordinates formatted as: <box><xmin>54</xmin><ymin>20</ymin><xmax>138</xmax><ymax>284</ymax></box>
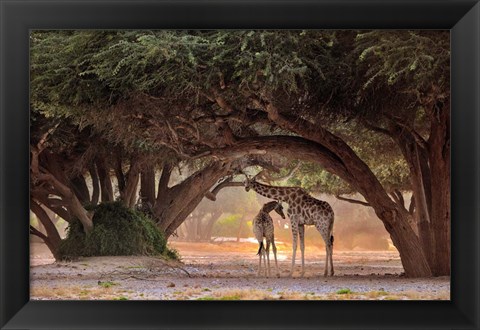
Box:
<box><xmin>30</xmin><ymin>30</ymin><xmax>448</xmax><ymax>197</ymax></box>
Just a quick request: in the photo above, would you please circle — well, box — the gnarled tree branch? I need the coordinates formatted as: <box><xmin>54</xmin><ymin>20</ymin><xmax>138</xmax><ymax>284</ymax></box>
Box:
<box><xmin>335</xmin><ymin>195</ymin><xmax>371</xmax><ymax>207</ymax></box>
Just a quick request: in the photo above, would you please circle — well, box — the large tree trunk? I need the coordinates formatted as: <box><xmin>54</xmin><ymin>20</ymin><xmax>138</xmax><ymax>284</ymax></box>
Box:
<box><xmin>394</xmin><ymin>128</ymin><xmax>435</xmax><ymax>271</ymax></box>
<box><xmin>154</xmin><ymin>161</ymin><xmax>232</xmax><ymax>238</ymax></box>
<box><xmin>428</xmin><ymin>104</ymin><xmax>451</xmax><ymax>276</ymax></box>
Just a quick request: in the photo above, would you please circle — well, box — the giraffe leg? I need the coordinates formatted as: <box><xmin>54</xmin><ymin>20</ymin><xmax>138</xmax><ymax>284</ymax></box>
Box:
<box><xmin>290</xmin><ymin>220</ymin><xmax>299</xmax><ymax>277</ymax></box>
<box><xmin>329</xmin><ymin>234</ymin><xmax>334</xmax><ymax>276</ymax></box>
<box><xmin>324</xmin><ymin>244</ymin><xmax>330</xmax><ymax>277</ymax></box>
<box><xmin>298</xmin><ymin>225</ymin><xmax>305</xmax><ymax>277</ymax></box>
<box><xmin>262</xmin><ymin>247</ymin><xmax>267</xmax><ymax>277</ymax></box>
<box><xmin>257</xmin><ymin>241</ymin><xmax>263</xmax><ymax>277</ymax></box>
<box><xmin>272</xmin><ymin>238</ymin><xmax>279</xmax><ymax>277</ymax></box>
<box><xmin>316</xmin><ymin>224</ymin><xmax>330</xmax><ymax>277</ymax></box>
<box><xmin>266</xmin><ymin>241</ymin><xmax>271</xmax><ymax>277</ymax></box>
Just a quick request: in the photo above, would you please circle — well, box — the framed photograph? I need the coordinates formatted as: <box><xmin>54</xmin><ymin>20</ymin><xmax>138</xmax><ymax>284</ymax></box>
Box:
<box><xmin>1</xmin><ymin>0</ymin><xmax>479</xmax><ymax>329</ymax></box>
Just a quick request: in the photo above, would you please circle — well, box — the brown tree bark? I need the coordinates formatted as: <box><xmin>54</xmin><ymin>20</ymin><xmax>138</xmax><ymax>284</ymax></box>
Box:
<box><xmin>96</xmin><ymin>158</ymin><xmax>114</xmax><ymax>202</ymax></box>
<box><xmin>154</xmin><ymin>161</ymin><xmax>232</xmax><ymax>238</ymax></box>
<box><xmin>89</xmin><ymin>163</ymin><xmax>100</xmax><ymax>206</ymax></box>
<box><xmin>428</xmin><ymin>104</ymin><xmax>451</xmax><ymax>276</ymax></box>
<box><xmin>394</xmin><ymin>128</ymin><xmax>435</xmax><ymax>270</ymax></box>
<box><xmin>30</xmin><ymin>199</ymin><xmax>62</xmax><ymax>259</ymax></box>
<box><xmin>140</xmin><ymin>166</ymin><xmax>156</xmax><ymax>206</ymax></box>
<box><xmin>70</xmin><ymin>175</ymin><xmax>90</xmax><ymax>205</ymax></box>
<box><xmin>122</xmin><ymin>162</ymin><xmax>140</xmax><ymax>208</ymax></box>
<box><xmin>31</xmin><ymin>190</ymin><xmax>72</xmax><ymax>223</ymax></box>
<box><xmin>31</xmin><ymin>150</ymin><xmax>94</xmax><ymax>233</ymax></box>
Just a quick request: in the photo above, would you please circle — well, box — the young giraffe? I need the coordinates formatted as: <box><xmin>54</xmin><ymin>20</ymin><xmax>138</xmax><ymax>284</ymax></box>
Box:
<box><xmin>253</xmin><ymin>201</ymin><xmax>285</xmax><ymax>277</ymax></box>
<box><xmin>245</xmin><ymin>178</ymin><xmax>335</xmax><ymax>277</ymax></box>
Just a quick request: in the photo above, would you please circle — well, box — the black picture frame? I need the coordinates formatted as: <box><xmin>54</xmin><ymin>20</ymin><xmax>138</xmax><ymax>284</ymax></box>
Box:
<box><xmin>1</xmin><ymin>0</ymin><xmax>479</xmax><ymax>329</ymax></box>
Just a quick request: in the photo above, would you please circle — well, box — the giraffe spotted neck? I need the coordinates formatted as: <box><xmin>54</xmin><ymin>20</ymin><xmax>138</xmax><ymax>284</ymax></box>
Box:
<box><xmin>250</xmin><ymin>181</ymin><xmax>302</xmax><ymax>204</ymax></box>
<box><xmin>261</xmin><ymin>201</ymin><xmax>286</xmax><ymax>219</ymax></box>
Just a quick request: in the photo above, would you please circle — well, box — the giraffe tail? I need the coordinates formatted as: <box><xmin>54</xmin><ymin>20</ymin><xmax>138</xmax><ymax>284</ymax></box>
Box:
<box><xmin>257</xmin><ymin>242</ymin><xmax>264</xmax><ymax>255</ymax></box>
<box><xmin>330</xmin><ymin>235</ymin><xmax>334</xmax><ymax>246</ymax></box>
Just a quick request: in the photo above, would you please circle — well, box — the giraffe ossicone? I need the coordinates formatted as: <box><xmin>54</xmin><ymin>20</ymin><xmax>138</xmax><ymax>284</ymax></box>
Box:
<box><xmin>245</xmin><ymin>177</ymin><xmax>335</xmax><ymax>277</ymax></box>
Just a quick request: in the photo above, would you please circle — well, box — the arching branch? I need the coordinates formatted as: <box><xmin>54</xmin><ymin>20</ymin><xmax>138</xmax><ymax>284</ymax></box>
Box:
<box><xmin>199</xmin><ymin>135</ymin><xmax>354</xmax><ymax>188</ymax></box>
<box><xmin>205</xmin><ymin>177</ymin><xmax>245</xmax><ymax>201</ymax></box>
<box><xmin>335</xmin><ymin>195</ymin><xmax>371</xmax><ymax>207</ymax></box>
<box><xmin>257</xmin><ymin>163</ymin><xmax>301</xmax><ymax>183</ymax></box>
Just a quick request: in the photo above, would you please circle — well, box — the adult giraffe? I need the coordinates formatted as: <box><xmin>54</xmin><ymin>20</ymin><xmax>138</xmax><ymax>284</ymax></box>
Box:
<box><xmin>245</xmin><ymin>177</ymin><xmax>334</xmax><ymax>277</ymax></box>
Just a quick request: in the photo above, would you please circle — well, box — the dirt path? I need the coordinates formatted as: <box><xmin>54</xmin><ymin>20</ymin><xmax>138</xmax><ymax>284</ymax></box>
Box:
<box><xmin>30</xmin><ymin>242</ymin><xmax>450</xmax><ymax>300</ymax></box>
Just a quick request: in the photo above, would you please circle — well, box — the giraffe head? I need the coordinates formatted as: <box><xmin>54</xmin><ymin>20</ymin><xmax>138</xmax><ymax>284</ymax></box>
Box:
<box><xmin>273</xmin><ymin>202</ymin><xmax>286</xmax><ymax>219</ymax></box>
<box><xmin>262</xmin><ymin>200</ymin><xmax>285</xmax><ymax>219</ymax></box>
<box><xmin>244</xmin><ymin>176</ymin><xmax>255</xmax><ymax>192</ymax></box>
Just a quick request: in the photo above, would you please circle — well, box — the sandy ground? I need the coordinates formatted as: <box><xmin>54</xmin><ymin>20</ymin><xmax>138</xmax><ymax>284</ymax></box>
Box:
<box><xmin>30</xmin><ymin>241</ymin><xmax>450</xmax><ymax>300</ymax></box>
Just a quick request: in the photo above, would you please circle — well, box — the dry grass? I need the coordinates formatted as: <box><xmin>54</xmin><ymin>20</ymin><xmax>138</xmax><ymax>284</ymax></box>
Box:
<box><xmin>319</xmin><ymin>290</ymin><xmax>450</xmax><ymax>301</ymax></box>
<box><xmin>197</xmin><ymin>288</ymin><xmax>275</xmax><ymax>300</ymax></box>
<box><xmin>31</xmin><ymin>284</ymin><xmax>133</xmax><ymax>300</ymax></box>
<box><xmin>31</xmin><ymin>285</ymin><xmax>450</xmax><ymax>301</ymax></box>
<box><xmin>190</xmin><ymin>288</ymin><xmax>450</xmax><ymax>301</ymax></box>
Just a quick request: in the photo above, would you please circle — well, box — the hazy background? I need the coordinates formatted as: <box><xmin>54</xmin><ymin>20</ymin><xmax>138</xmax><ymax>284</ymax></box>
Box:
<box><xmin>31</xmin><ymin>187</ymin><xmax>397</xmax><ymax>260</ymax></box>
<box><xmin>174</xmin><ymin>188</ymin><xmax>396</xmax><ymax>251</ymax></box>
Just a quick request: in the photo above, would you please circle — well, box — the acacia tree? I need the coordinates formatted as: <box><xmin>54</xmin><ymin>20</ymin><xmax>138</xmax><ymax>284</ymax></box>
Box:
<box><xmin>30</xmin><ymin>30</ymin><xmax>450</xmax><ymax>277</ymax></box>
<box><xmin>351</xmin><ymin>31</ymin><xmax>450</xmax><ymax>275</ymax></box>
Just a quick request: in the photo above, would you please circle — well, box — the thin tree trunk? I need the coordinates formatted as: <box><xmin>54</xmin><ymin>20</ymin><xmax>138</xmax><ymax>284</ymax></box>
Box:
<box><xmin>89</xmin><ymin>163</ymin><xmax>100</xmax><ymax>206</ymax></box>
<box><xmin>32</xmin><ymin>191</ymin><xmax>72</xmax><ymax>222</ymax></box>
<box><xmin>96</xmin><ymin>158</ymin><xmax>114</xmax><ymax>202</ymax></box>
<box><xmin>70</xmin><ymin>175</ymin><xmax>90</xmax><ymax>205</ymax></box>
<box><xmin>30</xmin><ymin>199</ymin><xmax>62</xmax><ymax>259</ymax></box>
<box><xmin>30</xmin><ymin>225</ymin><xmax>61</xmax><ymax>260</ymax></box>
<box><xmin>140</xmin><ymin>166</ymin><xmax>156</xmax><ymax>206</ymax></box>
<box><xmin>236</xmin><ymin>215</ymin><xmax>246</xmax><ymax>242</ymax></box>
<box><xmin>184</xmin><ymin>218</ymin><xmax>196</xmax><ymax>241</ymax></box>
<box><xmin>156</xmin><ymin>163</ymin><xmax>173</xmax><ymax>204</ymax></box>
<box><xmin>201</xmin><ymin>212</ymin><xmax>222</xmax><ymax>241</ymax></box>
<box><xmin>121</xmin><ymin>160</ymin><xmax>140</xmax><ymax>208</ymax></box>
<box><xmin>114</xmin><ymin>156</ymin><xmax>126</xmax><ymax>194</ymax></box>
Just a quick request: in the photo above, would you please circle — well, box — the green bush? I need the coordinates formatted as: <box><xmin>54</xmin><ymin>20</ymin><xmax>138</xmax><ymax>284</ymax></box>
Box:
<box><xmin>59</xmin><ymin>202</ymin><xmax>177</xmax><ymax>260</ymax></box>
